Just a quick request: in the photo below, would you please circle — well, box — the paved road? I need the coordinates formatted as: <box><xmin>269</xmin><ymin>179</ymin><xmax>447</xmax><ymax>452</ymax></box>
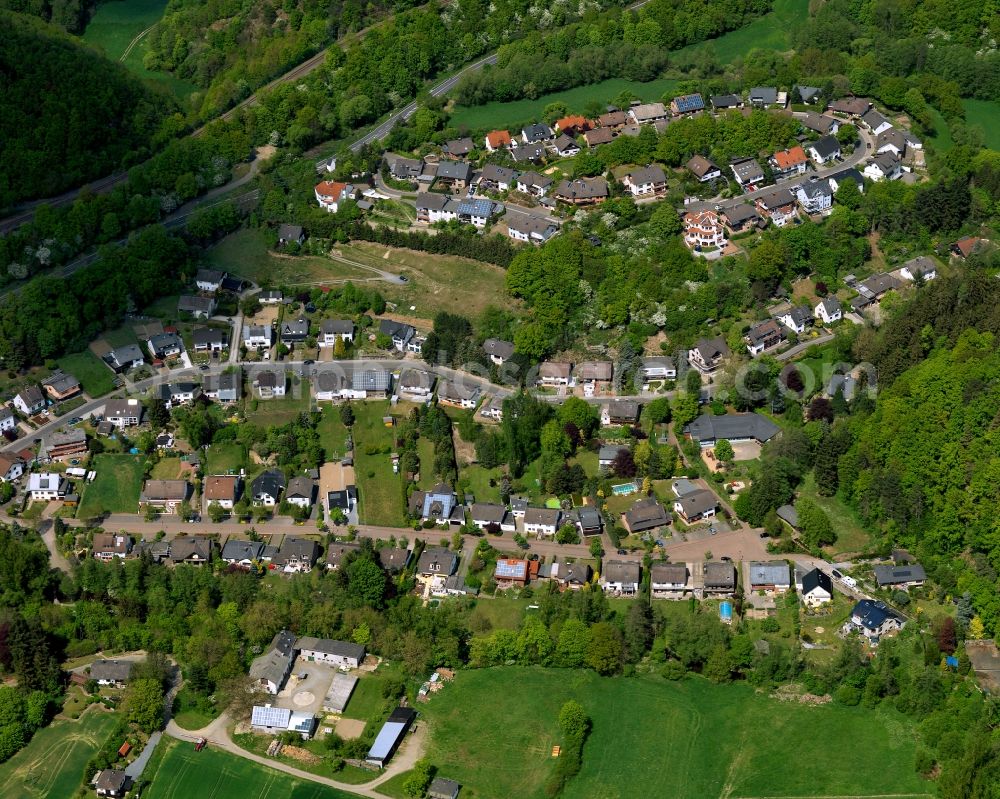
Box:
<box><xmin>775</xmin><ymin>332</ymin><xmax>835</xmax><ymax>361</ymax></box>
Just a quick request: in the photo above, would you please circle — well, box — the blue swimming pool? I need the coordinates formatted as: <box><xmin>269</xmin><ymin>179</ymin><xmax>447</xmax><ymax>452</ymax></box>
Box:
<box><xmin>612</xmin><ymin>482</ymin><xmax>638</xmax><ymax>496</ymax></box>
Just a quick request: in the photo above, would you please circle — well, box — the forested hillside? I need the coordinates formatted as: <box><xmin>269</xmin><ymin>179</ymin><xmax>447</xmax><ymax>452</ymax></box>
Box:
<box><xmin>0</xmin><ymin>0</ymin><xmax>95</xmax><ymax>32</ymax></box>
<box><xmin>0</xmin><ymin>10</ymin><xmax>173</xmax><ymax>206</ymax></box>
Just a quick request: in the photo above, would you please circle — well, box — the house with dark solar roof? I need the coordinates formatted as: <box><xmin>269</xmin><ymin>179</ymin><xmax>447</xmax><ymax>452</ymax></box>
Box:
<box><xmin>670</xmin><ymin>93</ymin><xmax>705</xmax><ymax>115</ymax></box>
<box><xmin>849</xmin><ymin>599</ymin><xmax>904</xmax><ymax>642</ymax></box>
<box><xmin>873</xmin><ymin>563</ymin><xmax>927</xmax><ymax>588</ymax></box>
<box><xmin>494</xmin><ymin>558</ymin><xmax>530</xmax><ymax>587</ymax></box>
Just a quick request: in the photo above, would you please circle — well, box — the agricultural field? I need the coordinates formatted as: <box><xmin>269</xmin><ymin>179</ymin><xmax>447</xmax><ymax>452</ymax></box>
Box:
<box><xmin>964</xmin><ymin>99</ymin><xmax>1000</xmax><ymax>150</ymax></box>
<box><xmin>56</xmin><ymin>350</ymin><xmax>116</xmax><ymax>397</ymax></box>
<box><xmin>449</xmin><ymin>77</ymin><xmax>680</xmax><ymax>130</ymax></box>
<box><xmin>0</xmin><ymin>709</ymin><xmax>116</xmax><ymax>799</ymax></box>
<box><xmin>144</xmin><ymin>739</ymin><xmax>358</xmax><ymax>799</ymax></box>
<box><xmin>353</xmin><ymin>401</ymin><xmax>406</xmax><ymax>527</ymax></box>
<box><xmin>674</xmin><ymin>0</ymin><xmax>809</xmax><ymax>65</ymax></box>
<box><xmin>77</xmin><ymin>453</ymin><xmax>145</xmax><ymax>517</ymax></box>
<box><xmin>422</xmin><ymin>667</ymin><xmax>932</xmax><ymax>799</ymax></box>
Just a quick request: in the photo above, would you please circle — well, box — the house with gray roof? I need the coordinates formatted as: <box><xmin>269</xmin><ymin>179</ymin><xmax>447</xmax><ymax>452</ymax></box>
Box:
<box><xmin>249</xmin><ymin>629</ymin><xmax>298</xmax><ymax>694</ymax></box>
<box><xmin>650</xmin><ymin>562</ymin><xmax>690</xmax><ymax>597</ymax></box>
<box><xmin>731</xmin><ymin>157</ymin><xmax>765</xmax><ymax>189</ymax></box>
<box><xmin>178</xmin><ymin>295</ymin><xmax>216</xmax><ymax>319</ymax></box>
<box><xmin>622</xmin><ymin>165</ymin><xmax>667</xmax><ymax>197</ymax></box>
<box><xmin>747</xmin><ymin>560</ymin><xmax>792</xmax><ymax>592</ymax></box>
<box><xmin>672</xmin><ymin>489</ymin><xmax>717</xmax><ymax>523</ymax></box>
<box><xmin>600</xmin><ymin>560</ymin><xmax>640</xmax><ymax>595</ymax></box>
<box><xmin>687</xmin><ymin>336</ymin><xmax>730</xmax><ymax>373</ymax></box>
<box><xmin>748</xmin><ymin>87</ymin><xmax>779</xmax><ymax>107</ymax></box>
<box><xmin>418</xmin><ymin>547</ymin><xmax>458</xmax><ymax>576</ymax></box>
<box><xmin>296</xmin><ymin>637</ymin><xmax>365</xmax><ymax>667</ymax></box>
<box><xmin>873</xmin><ymin>563</ymin><xmax>927</xmax><ymax>588</ymax></box>
<box><xmin>89</xmin><ymin>659</ymin><xmax>133</xmax><ymax>686</ymax></box>
<box><xmin>221</xmin><ymin>539</ymin><xmax>265</xmax><ymax>567</ymax></box>
<box><xmin>684</xmin><ymin>412</ymin><xmax>780</xmax><ymax>446</ymax></box>
<box><xmin>703</xmin><ymin>561</ymin><xmax>737</xmax><ymax>594</ymax></box>
<box><xmin>434</xmin><ymin>160</ymin><xmax>473</xmax><ymax>188</ymax></box>
<box><xmin>622</xmin><ymin>497</ymin><xmax>669</xmax><ymax>533</ymax></box>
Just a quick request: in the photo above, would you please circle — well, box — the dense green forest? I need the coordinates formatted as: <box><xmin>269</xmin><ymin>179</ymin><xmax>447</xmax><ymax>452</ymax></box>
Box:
<box><xmin>0</xmin><ymin>0</ymin><xmax>95</xmax><ymax>32</ymax></box>
<box><xmin>0</xmin><ymin>10</ymin><xmax>173</xmax><ymax>206</ymax></box>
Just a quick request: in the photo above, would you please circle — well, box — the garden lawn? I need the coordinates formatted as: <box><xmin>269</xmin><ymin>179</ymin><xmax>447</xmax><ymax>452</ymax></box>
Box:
<box><xmin>78</xmin><ymin>454</ymin><xmax>145</xmax><ymax>516</ymax></box>
<box><xmin>459</xmin><ymin>463</ymin><xmax>503</xmax><ymax>504</ymax></box>
<box><xmin>56</xmin><ymin>350</ymin><xmax>116</xmax><ymax>397</ymax></box>
<box><xmin>797</xmin><ymin>472</ymin><xmax>873</xmax><ymax>557</ymax></box>
<box><xmin>422</xmin><ymin>667</ymin><xmax>932</xmax><ymax>799</ymax></box>
<box><xmin>0</xmin><ymin>708</ymin><xmax>116</xmax><ymax>799</ymax></box>
<box><xmin>417</xmin><ymin>438</ymin><xmax>438</xmax><ymax>489</ymax></box>
<box><xmin>450</xmin><ymin>78</ymin><xmax>679</xmax><ymax>130</ymax></box>
<box><xmin>208</xmin><ymin>229</ymin><xmax>366</xmax><ymax>286</ymax></box>
<box><xmin>341</xmin><ymin>662</ymin><xmax>407</xmax><ymax>722</ymax></box>
<box><xmin>468</xmin><ymin>597</ymin><xmax>533</xmax><ymax>631</ymax></box>
<box><xmin>963</xmin><ymin>99</ymin><xmax>1000</xmax><ymax>150</ymax></box>
<box><xmin>317</xmin><ymin>406</ymin><xmax>350</xmax><ymax>461</ymax></box>
<box><xmin>246</xmin><ymin>382</ymin><xmax>312</xmax><ymax>426</ymax></box>
<box><xmin>171</xmin><ymin>687</ymin><xmax>221</xmax><ymax>730</ymax></box>
<box><xmin>353</xmin><ymin>401</ymin><xmax>405</xmax><ymax>526</ymax></box>
<box><xmin>673</xmin><ymin>0</ymin><xmax>809</xmax><ymax>65</ymax></box>
<box><xmin>144</xmin><ymin>738</ymin><xmax>359</xmax><ymax>799</ymax></box>
<box><xmin>205</xmin><ymin>442</ymin><xmax>247</xmax><ymax>475</ymax></box>
<box><xmin>149</xmin><ymin>458</ymin><xmax>184</xmax><ymax>479</ymax></box>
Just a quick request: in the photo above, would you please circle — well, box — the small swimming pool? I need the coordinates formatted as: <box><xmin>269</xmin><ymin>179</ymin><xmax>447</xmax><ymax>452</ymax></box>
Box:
<box><xmin>720</xmin><ymin>601</ymin><xmax>733</xmax><ymax>622</ymax></box>
<box><xmin>612</xmin><ymin>482</ymin><xmax>639</xmax><ymax>496</ymax></box>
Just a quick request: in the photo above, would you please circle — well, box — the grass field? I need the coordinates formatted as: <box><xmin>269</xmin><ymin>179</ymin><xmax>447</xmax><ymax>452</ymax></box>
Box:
<box><xmin>0</xmin><ymin>709</ymin><xmax>116</xmax><ymax>799</ymax></box>
<box><xmin>449</xmin><ymin>77</ymin><xmax>679</xmax><ymax>130</ymax></box>
<box><xmin>246</xmin><ymin>382</ymin><xmax>312</xmax><ymax>426</ymax></box>
<box><xmin>964</xmin><ymin>99</ymin><xmax>1000</xmax><ymax>150</ymax></box>
<box><xmin>78</xmin><ymin>454</ymin><xmax>145</xmax><ymax>517</ymax></box>
<box><xmin>149</xmin><ymin>458</ymin><xmax>185</xmax><ymax>479</ymax></box>
<box><xmin>927</xmin><ymin>108</ymin><xmax>954</xmax><ymax>153</ymax></box>
<box><xmin>317</xmin><ymin>407</ymin><xmax>350</xmax><ymax>461</ymax></box>
<box><xmin>458</xmin><ymin>463</ymin><xmax>503</xmax><ymax>504</ymax></box>
<box><xmin>83</xmin><ymin>0</ymin><xmax>167</xmax><ymax>60</ymax></box>
<box><xmin>423</xmin><ymin>667</ymin><xmax>932</xmax><ymax>799</ymax></box>
<box><xmin>674</xmin><ymin>0</ymin><xmax>809</xmax><ymax>65</ymax></box>
<box><xmin>204</xmin><ymin>442</ymin><xmax>248</xmax><ymax>476</ymax></box>
<box><xmin>56</xmin><ymin>350</ymin><xmax>116</xmax><ymax>397</ymax></box>
<box><xmin>797</xmin><ymin>472</ymin><xmax>873</xmax><ymax>557</ymax></box>
<box><xmin>353</xmin><ymin>401</ymin><xmax>405</xmax><ymax>526</ymax></box>
<box><xmin>145</xmin><ymin>738</ymin><xmax>359</xmax><ymax>799</ymax></box>
<box><xmin>171</xmin><ymin>687</ymin><xmax>221</xmax><ymax>731</ymax></box>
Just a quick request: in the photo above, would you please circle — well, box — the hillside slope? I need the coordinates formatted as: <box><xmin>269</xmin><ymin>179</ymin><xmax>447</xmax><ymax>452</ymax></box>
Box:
<box><xmin>0</xmin><ymin>10</ymin><xmax>172</xmax><ymax>206</ymax></box>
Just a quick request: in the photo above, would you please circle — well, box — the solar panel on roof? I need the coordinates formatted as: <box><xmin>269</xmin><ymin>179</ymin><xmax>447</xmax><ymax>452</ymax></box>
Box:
<box><xmin>251</xmin><ymin>705</ymin><xmax>291</xmax><ymax>728</ymax></box>
<box><xmin>495</xmin><ymin>560</ymin><xmax>526</xmax><ymax>578</ymax></box>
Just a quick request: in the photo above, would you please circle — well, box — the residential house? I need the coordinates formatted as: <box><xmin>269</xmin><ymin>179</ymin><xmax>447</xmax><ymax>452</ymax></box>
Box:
<box><xmin>285</xmin><ymin>476</ymin><xmax>315</xmax><ymax>509</ymax></box>
<box><xmin>521</xmin><ymin>123</ymin><xmax>553</xmax><ymax>144</ymax></box>
<box><xmin>42</xmin><ymin>372</ymin><xmax>81</xmax><ymax>402</ymax></box>
<box><xmin>794</xmin><ymin>179</ymin><xmax>833</xmax><ymax>214</ymax></box>
<box><xmin>875</xmin><ymin>127</ymin><xmax>906</xmax><ymax>157</ymax></box>
<box><xmin>412</xmin><ymin>484</ymin><xmax>460</xmax><ymax>525</ymax></box>
<box><xmin>952</xmin><ymin>236</ymin><xmax>987</xmax><ymax>259</ymax></box>
<box><xmin>851</xmin><ymin>271</ymin><xmax>903</xmax><ymax>310</ymax></box>
<box><xmin>470</xmin><ymin>502</ymin><xmax>514</xmax><ymax>533</ymax></box>
<box><xmin>597</xmin><ymin>110</ymin><xmax>628</xmax><ymax>129</ymax></box>
<box><xmin>444</xmin><ymin>137</ymin><xmax>474</xmax><ymax>158</ymax></box>
<box><xmin>155</xmin><ymin>381</ymin><xmax>201</xmax><ymax>409</ymax></box>
<box><xmin>0</xmin><ymin>453</ymin><xmax>24</xmax><ymax>482</ymax></box>
<box><xmin>437</xmin><ymin>380</ymin><xmax>480</xmax><ymax>409</ymax></box>
<box><xmin>94</xmin><ymin>770</ymin><xmax>132</xmax><ymax>798</ymax></box>
<box><xmin>622</xmin><ymin>165</ymin><xmax>667</xmax><ymax>197</ymax></box>
<box><xmin>92</xmin><ymin>533</ymin><xmax>131</xmax><ymax>561</ymax></box>
<box><xmin>687</xmin><ymin>154</ymin><xmax>722</xmax><ymax>182</ymax></box>
<box><xmin>651</xmin><ymin>562</ymin><xmax>690</xmax><ymax>598</ymax></box>
<box><xmin>576</xmin><ymin>361</ymin><xmax>613</xmax><ymax>392</ymax></box>
<box><xmin>553</xmin><ymin>561</ymin><xmax>592</xmax><ymax>590</ymax></box>
<box><xmin>252</xmin><ymin>470</ymin><xmax>285</xmax><ymax>506</ymax></box>
<box><xmin>554</xmin><ymin>115</ymin><xmax>591</xmax><ymax>135</ymax></box>
<box><xmin>748</xmin><ymin>87</ymin><xmax>779</xmax><ymax>107</ymax></box>
<box><xmin>506</xmin><ymin>214</ymin><xmax>559</xmax><ymax>245</ymax></box>
<box><xmin>378</xmin><ymin>547</ymin><xmax>411</xmax><ymax>572</ymax></box>
<box><xmin>703</xmin><ymin>561</ymin><xmax>737</xmax><ymax>595</ymax></box>
<box><xmin>314</xmin><ymin>180</ymin><xmax>354</xmax><ymax>212</ymax></box>
<box><xmin>379</xmin><ymin>319</ymin><xmax>416</xmax><ymax>351</ymax></box>
<box><xmin>178</xmin><ymin>295</ymin><xmax>216</xmax><ymax>319</ymax></box>
<box><xmin>249</xmin><ymin>629</ymin><xmax>297</xmax><ymax>694</ymax></box>
<box><xmin>621</xmin><ymin>497</ymin><xmax>670</xmax><ymax>534</ymax></box>
<box><xmin>850</xmin><ymin>599</ymin><xmax>904</xmax><ymax>642</ymax></box>
<box><xmin>13</xmin><ymin>386</ymin><xmax>45</xmax><ymax>416</ymax></box>
<box><xmin>863</xmin><ymin>152</ymin><xmax>902</xmax><ymax>182</ymax></box>
<box><xmin>627</xmin><ymin>103</ymin><xmax>668</xmax><ymax>125</ymax></box>
<box><xmin>825</xmin><ymin>373</ymin><xmax>857</xmax><ymax>402</ymax></box>
<box><xmin>0</xmin><ymin>407</ymin><xmax>15</xmax><ymax>436</ymax></box>
<box><xmin>684</xmin><ymin>412</ymin><xmax>780</xmax><ymax>446</ymax></box>
<box><xmin>523</xmin><ymin>507</ymin><xmax>561</xmax><ymax>537</ymax></box>
<box><xmin>192</xmin><ymin>327</ymin><xmax>227</xmax><ymax>353</ymax></box>
<box><xmin>140</xmin><ymin>479</ymin><xmax>190</xmax><ymax>513</ymax></box>
<box><xmin>747</xmin><ymin>560</ymin><xmax>791</xmax><ymax>592</ymax></box>
<box><xmin>319</xmin><ymin>319</ymin><xmax>354</xmax><ymax>347</ymax></box>
<box><xmin>600</xmin><ymin>560</ymin><xmax>640</xmax><ymax>595</ymax></box>
<box><xmin>537</xmin><ymin>361</ymin><xmax>572</xmax><ymax>387</ymax></box>
<box><xmin>479</xmin><ymin>164</ymin><xmax>518</xmax><ymax>192</ymax></box>
<box><xmin>755</xmin><ymin>187</ymin><xmax>798</xmax><ymax>227</ymax></box>
<box><xmin>799</xmin><ymin>112</ymin><xmax>839</xmax><ymax>135</ymax></box>
<box><xmin>827</xmin><ymin>168</ymin><xmax>865</xmax><ymax>194</ymax></box>
<box><xmin>277</xmin><ymin>224</ymin><xmax>305</xmax><ymax>246</ymax></box>
<box><xmin>602</xmin><ymin>399</ymin><xmax>640</xmax><ymax>426</ymax></box>
<box><xmin>744</xmin><ymin>319</ymin><xmax>785</xmax><ymax>356</ymax></box>
<box><xmin>673</xmin><ymin>489</ymin><xmax>717</xmax><ymax>523</ymax></box>
<box><xmin>103</xmin><ymin>344</ymin><xmax>145</xmax><ymax>373</ymax></box>
<box><xmin>777</xmin><ymin>306</ymin><xmax>811</xmax><ymax>335</ymax></box>
<box><xmin>721</xmin><ymin>203</ymin><xmax>762</xmax><ymax>233</ymax></box>
<box><xmin>434</xmin><ymin>160</ymin><xmax>473</xmax><ymax>189</ymax></box>
<box><xmin>873</xmin><ymin>563</ymin><xmax>927</xmax><ymax>588</ymax></box>
<box><xmin>351</xmin><ymin>369</ymin><xmax>393</xmax><ymax>399</ymax></box>
<box><xmin>684</xmin><ymin>209</ymin><xmax>727</xmax><ymax>250</ymax></box>
<box><xmin>807</xmin><ymin>135</ymin><xmax>841</xmax><ymax>164</ymax></box>
<box><xmin>169</xmin><ymin>536</ymin><xmax>213</xmax><ymax>565</ymax></box>
<box><xmin>553</xmin><ymin>177</ymin><xmax>608</xmax><ymax>206</ymax></box>
<box><xmin>899</xmin><ymin>256</ymin><xmax>937</xmax><ymax>282</ymax></box>
<box><xmin>259</xmin><ymin>290</ymin><xmax>284</xmax><ymax>305</ymax></box>
<box><xmin>687</xmin><ymin>337</ymin><xmax>730</xmax><ymax>374</ymax></box>
<box><xmin>731</xmin><ymin>158</ymin><xmax>766</xmax><ymax>190</ymax></box>
<box><xmin>273</xmin><ymin>536</ymin><xmax>320</xmax><ymax>573</ymax></box>
<box><xmin>494</xmin><ymin>558</ymin><xmax>531</xmax><ymax>588</ymax></box>
<box><xmin>297</xmin><ymin>637</ymin><xmax>365</xmax><ymax>667</ymax></box>
<box><xmin>148</xmin><ymin>332</ymin><xmax>185</xmax><ymax>360</ymax></box>
<box><xmin>795</xmin><ymin>85</ymin><xmax>822</xmax><ymax>103</ymax></box>
<box><xmin>769</xmin><ymin>146</ymin><xmax>809</xmax><ymax>178</ymax></box>
<box><xmin>253</xmin><ymin>370</ymin><xmax>285</xmax><ymax>399</ymax></box>
<box><xmin>670</xmin><ymin>93</ymin><xmax>705</xmax><ymax>115</ymax></box>
<box><xmin>510</xmin><ymin>142</ymin><xmax>545</xmax><ymax>163</ymax></box>
<box><xmin>103</xmin><ymin>398</ymin><xmax>142</xmax><ymax>428</ymax></box>
<box><xmin>415</xmin><ymin>192</ymin><xmax>456</xmax><ymax>224</ymax></box>
<box><xmin>710</xmin><ymin>94</ymin><xmax>742</xmax><ymax>110</ymax></box>
<box><xmin>860</xmin><ymin>109</ymin><xmax>893</xmax><ymax>135</ymax></box>
<box><xmin>552</xmin><ymin>134</ymin><xmax>581</xmax><ymax>157</ymax></box>
<box><xmin>814</xmin><ymin>297</ymin><xmax>843</xmax><ymax>324</ymax></box>
<box><xmin>205</xmin><ymin>476</ymin><xmax>241</xmax><ymax>509</ymax></box>
<box><xmin>483</xmin><ymin>338</ymin><xmax>514</xmax><ymax>365</ymax></box>
<box><xmin>480</xmin><ymin>394</ymin><xmax>505</xmax><ymax>421</ymax></box>
<box><xmin>641</xmin><ymin>356</ymin><xmax>676</xmax><ymax>380</ymax></box>
<box><xmin>203</xmin><ymin>371</ymin><xmax>241</xmax><ymax>403</ymax></box>
<box><xmin>598</xmin><ymin>445</ymin><xmax>627</xmax><ymax>470</ymax></box>
<box><xmin>45</xmin><ymin>428</ymin><xmax>87</xmax><ymax>461</ymax></box>
<box><xmin>243</xmin><ymin>324</ymin><xmax>273</xmax><ymax>349</ymax></box>
<box><xmin>417</xmin><ymin>547</ymin><xmax>458</xmax><ymax>576</ymax></box>
<box><xmin>573</xmin><ymin>505</ymin><xmax>603</xmax><ymax>536</ymax></box>
<box><xmin>828</xmin><ymin>97</ymin><xmax>872</xmax><ymax>116</ymax></box>
<box><xmin>515</xmin><ymin>172</ymin><xmax>552</xmax><ymax>196</ymax></box>
<box><xmin>484</xmin><ymin>130</ymin><xmax>512</xmax><ymax>151</ymax></box>
<box><xmin>455</xmin><ymin>198</ymin><xmax>499</xmax><ymax>228</ymax></box>
<box><xmin>325</xmin><ymin>540</ymin><xmax>361</xmax><ymax>570</ymax></box>
<box><xmin>195</xmin><ymin>268</ymin><xmax>225</xmax><ymax>292</ymax></box>
<box><xmin>280</xmin><ymin>318</ymin><xmax>309</xmax><ymax>343</ymax></box>
<box><xmin>797</xmin><ymin>568</ymin><xmax>833</xmax><ymax>606</ymax></box>
<box><xmin>397</xmin><ymin>369</ymin><xmax>435</xmax><ymax>401</ymax></box>
<box><xmin>386</xmin><ymin>154</ymin><xmax>423</xmax><ymax>181</ymax></box>
<box><xmin>583</xmin><ymin>127</ymin><xmax>614</xmax><ymax>147</ymax></box>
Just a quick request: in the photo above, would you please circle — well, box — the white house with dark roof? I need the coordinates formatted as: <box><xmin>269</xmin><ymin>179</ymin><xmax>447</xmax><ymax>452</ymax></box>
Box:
<box><xmin>641</xmin><ymin>356</ymin><xmax>675</xmax><ymax>380</ymax></box>
<box><xmin>684</xmin><ymin>412</ymin><xmax>780</xmax><ymax>447</ymax></box>
<box><xmin>195</xmin><ymin>268</ymin><xmax>225</xmax><ymax>292</ymax></box>
<box><xmin>863</xmin><ymin>152</ymin><xmax>902</xmax><ymax>182</ymax></box>
<box><xmin>103</xmin><ymin>398</ymin><xmax>142</xmax><ymax>428</ymax></box>
<box><xmin>296</xmin><ymin>637</ymin><xmax>365</xmax><ymax>667</ymax></box>
<box><xmin>673</xmin><ymin>489</ymin><xmax>717</xmax><ymax>523</ymax></box>
<box><xmin>899</xmin><ymin>256</ymin><xmax>937</xmax><ymax>282</ymax></box>
<box><xmin>600</xmin><ymin>560</ymin><xmax>640</xmax><ymax>595</ymax></box>
<box><xmin>777</xmin><ymin>306</ymin><xmax>811</xmax><ymax>335</ymax></box>
<box><xmin>13</xmin><ymin>386</ymin><xmax>45</xmax><ymax>416</ymax></box>
<box><xmin>650</xmin><ymin>562</ymin><xmax>690</xmax><ymax>598</ymax></box>
<box><xmin>814</xmin><ymin>297</ymin><xmax>843</xmax><ymax>324</ymax></box>
<box><xmin>483</xmin><ymin>338</ymin><xmax>514</xmax><ymax>365</ymax></box>
<box><xmin>687</xmin><ymin>155</ymin><xmax>722</xmax><ymax>182</ymax></box>
<box><xmin>622</xmin><ymin>165</ymin><xmax>667</xmax><ymax>197</ymax></box>
<box><xmin>319</xmin><ymin>319</ymin><xmax>354</xmax><ymax>346</ymax></box>
<box><xmin>806</xmin><ymin>135</ymin><xmax>841</xmax><ymax>164</ymax></box>
<box><xmin>103</xmin><ymin>344</ymin><xmax>145</xmax><ymax>373</ymax></box>
<box><xmin>688</xmin><ymin>337</ymin><xmax>730</xmax><ymax>374</ymax></box>
<box><xmin>523</xmin><ymin>507</ymin><xmax>561</xmax><ymax>537</ymax></box>
<box><xmin>796</xmin><ymin>567</ymin><xmax>833</xmax><ymax>606</ymax></box>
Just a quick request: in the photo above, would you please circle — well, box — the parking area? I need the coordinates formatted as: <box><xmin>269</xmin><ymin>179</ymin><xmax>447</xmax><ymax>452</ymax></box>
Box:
<box><xmin>273</xmin><ymin>658</ymin><xmax>340</xmax><ymax>716</ymax></box>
